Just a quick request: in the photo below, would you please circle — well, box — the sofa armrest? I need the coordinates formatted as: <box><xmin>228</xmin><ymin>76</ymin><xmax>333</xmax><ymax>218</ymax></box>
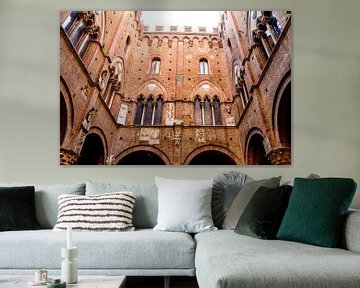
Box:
<box><xmin>342</xmin><ymin>209</ymin><xmax>360</xmax><ymax>253</ymax></box>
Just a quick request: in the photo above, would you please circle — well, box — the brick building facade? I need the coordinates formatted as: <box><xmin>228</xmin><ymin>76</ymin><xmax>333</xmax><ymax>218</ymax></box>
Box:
<box><xmin>60</xmin><ymin>11</ymin><xmax>291</xmax><ymax>165</ymax></box>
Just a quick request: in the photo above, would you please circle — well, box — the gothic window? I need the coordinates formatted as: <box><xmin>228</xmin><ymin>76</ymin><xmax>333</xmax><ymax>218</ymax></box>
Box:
<box><xmin>124</xmin><ymin>36</ymin><xmax>130</xmax><ymax>57</ymax></box>
<box><xmin>213</xmin><ymin>96</ymin><xmax>222</xmax><ymax>125</ymax></box>
<box><xmin>234</xmin><ymin>63</ymin><xmax>241</xmax><ymax>92</ymax></box>
<box><xmin>227</xmin><ymin>38</ymin><xmax>232</xmax><ymax>51</ymax></box>
<box><xmin>150</xmin><ymin>58</ymin><xmax>161</xmax><ymax>74</ymax></box>
<box><xmin>143</xmin><ymin>96</ymin><xmax>154</xmax><ymax>125</ymax></box>
<box><xmin>194</xmin><ymin>96</ymin><xmax>223</xmax><ymax>126</ymax></box>
<box><xmin>69</xmin><ymin>19</ymin><xmax>86</xmax><ymax>48</ymax></box>
<box><xmin>62</xmin><ymin>12</ymin><xmax>78</xmax><ymax>32</ymax></box>
<box><xmin>153</xmin><ymin>96</ymin><xmax>163</xmax><ymax>125</ymax></box>
<box><xmin>204</xmin><ymin>96</ymin><xmax>212</xmax><ymax>125</ymax></box>
<box><xmin>134</xmin><ymin>96</ymin><xmax>144</xmax><ymax>125</ymax></box>
<box><xmin>199</xmin><ymin>59</ymin><xmax>209</xmax><ymax>75</ymax></box>
<box><xmin>62</xmin><ymin>12</ymin><xmax>98</xmax><ymax>59</ymax></box>
<box><xmin>194</xmin><ymin>96</ymin><xmax>202</xmax><ymax>125</ymax></box>
<box><xmin>134</xmin><ymin>95</ymin><xmax>163</xmax><ymax>126</ymax></box>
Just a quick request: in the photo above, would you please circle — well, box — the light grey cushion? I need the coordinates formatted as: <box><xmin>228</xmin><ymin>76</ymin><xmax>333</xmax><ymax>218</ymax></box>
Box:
<box><xmin>154</xmin><ymin>177</ymin><xmax>217</xmax><ymax>233</ymax></box>
<box><xmin>195</xmin><ymin>230</ymin><xmax>360</xmax><ymax>288</ymax></box>
<box><xmin>0</xmin><ymin>229</ymin><xmax>195</xmax><ymax>272</ymax></box>
<box><xmin>283</xmin><ymin>173</ymin><xmax>320</xmax><ymax>186</ymax></box>
<box><xmin>0</xmin><ymin>183</ymin><xmax>85</xmax><ymax>229</ymax></box>
<box><xmin>340</xmin><ymin>209</ymin><xmax>360</xmax><ymax>253</ymax></box>
<box><xmin>222</xmin><ymin>177</ymin><xmax>281</xmax><ymax>229</ymax></box>
<box><xmin>212</xmin><ymin>171</ymin><xmax>252</xmax><ymax>228</ymax></box>
<box><xmin>85</xmin><ymin>181</ymin><xmax>158</xmax><ymax>229</ymax></box>
<box><xmin>53</xmin><ymin>192</ymin><xmax>136</xmax><ymax>232</ymax></box>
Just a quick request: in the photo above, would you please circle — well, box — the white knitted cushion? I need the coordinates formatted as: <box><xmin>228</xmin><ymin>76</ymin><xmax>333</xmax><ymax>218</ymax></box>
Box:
<box><xmin>53</xmin><ymin>192</ymin><xmax>135</xmax><ymax>231</ymax></box>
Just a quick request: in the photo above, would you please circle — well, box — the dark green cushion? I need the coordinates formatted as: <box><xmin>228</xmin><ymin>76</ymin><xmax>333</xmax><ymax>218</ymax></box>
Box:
<box><xmin>277</xmin><ymin>178</ymin><xmax>357</xmax><ymax>247</ymax></box>
<box><xmin>0</xmin><ymin>186</ymin><xmax>41</xmax><ymax>231</ymax></box>
<box><xmin>235</xmin><ymin>185</ymin><xmax>292</xmax><ymax>239</ymax></box>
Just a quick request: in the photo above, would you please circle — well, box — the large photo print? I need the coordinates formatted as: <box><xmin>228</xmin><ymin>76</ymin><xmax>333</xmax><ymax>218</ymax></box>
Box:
<box><xmin>60</xmin><ymin>11</ymin><xmax>291</xmax><ymax>165</ymax></box>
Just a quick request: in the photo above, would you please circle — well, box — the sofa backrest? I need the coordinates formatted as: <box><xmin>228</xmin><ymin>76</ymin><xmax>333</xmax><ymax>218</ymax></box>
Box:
<box><xmin>0</xmin><ymin>183</ymin><xmax>86</xmax><ymax>229</ymax></box>
<box><xmin>86</xmin><ymin>181</ymin><xmax>158</xmax><ymax>229</ymax></box>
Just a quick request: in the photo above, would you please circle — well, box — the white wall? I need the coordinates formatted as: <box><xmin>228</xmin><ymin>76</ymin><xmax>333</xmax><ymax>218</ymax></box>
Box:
<box><xmin>0</xmin><ymin>0</ymin><xmax>359</xmax><ymax>208</ymax></box>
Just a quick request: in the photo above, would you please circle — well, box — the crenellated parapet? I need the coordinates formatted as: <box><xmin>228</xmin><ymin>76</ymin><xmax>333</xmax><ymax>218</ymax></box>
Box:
<box><xmin>141</xmin><ymin>25</ymin><xmax>221</xmax><ymax>49</ymax></box>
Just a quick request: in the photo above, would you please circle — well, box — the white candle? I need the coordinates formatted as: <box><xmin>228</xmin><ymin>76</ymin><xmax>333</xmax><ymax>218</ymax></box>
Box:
<box><xmin>67</xmin><ymin>225</ymin><xmax>72</xmax><ymax>249</ymax></box>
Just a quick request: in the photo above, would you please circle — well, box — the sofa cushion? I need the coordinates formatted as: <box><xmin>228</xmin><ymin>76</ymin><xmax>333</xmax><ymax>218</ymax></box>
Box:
<box><xmin>234</xmin><ymin>185</ymin><xmax>292</xmax><ymax>239</ymax></box>
<box><xmin>0</xmin><ymin>183</ymin><xmax>86</xmax><ymax>229</ymax></box>
<box><xmin>53</xmin><ymin>192</ymin><xmax>136</xmax><ymax>232</ymax></box>
<box><xmin>153</xmin><ymin>177</ymin><xmax>216</xmax><ymax>233</ymax></box>
<box><xmin>212</xmin><ymin>171</ymin><xmax>251</xmax><ymax>228</ymax></box>
<box><xmin>195</xmin><ymin>230</ymin><xmax>360</xmax><ymax>288</ymax></box>
<box><xmin>86</xmin><ymin>181</ymin><xmax>158</xmax><ymax>229</ymax></box>
<box><xmin>277</xmin><ymin>177</ymin><xmax>357</xmax><ymax>248</ymax></box>
<box><xmin>0</xmin><ymin>186</ymin><xmax>40</xmax><ymax>231</ymax></box>
<box><xmin>0</xmin><ymin>229</ymin><xmax>195</xmax><ymax>273</ymax></box>
<box><xmin>222</xmin><ymin>177</ymin><xmax>281</xmax><ymax>229</ymax></box>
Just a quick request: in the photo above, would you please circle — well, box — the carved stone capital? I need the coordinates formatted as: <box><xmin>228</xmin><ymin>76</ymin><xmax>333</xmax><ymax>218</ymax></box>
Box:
<box><xmin>266</xmin><ymin>148</ymin><xmax>291</xmax><ymax>165</ymax></box>
<box><xmin>60</xmin><ymin>148</ymin><xmax>79</xmax><ymax>165</ymax></box>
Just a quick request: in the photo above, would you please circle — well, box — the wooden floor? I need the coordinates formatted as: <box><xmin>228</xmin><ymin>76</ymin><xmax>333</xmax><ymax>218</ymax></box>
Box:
<box><xmin>126</xmin><ymin>276</ymin><xmax>199</xmax><ymax>288</ymax></box>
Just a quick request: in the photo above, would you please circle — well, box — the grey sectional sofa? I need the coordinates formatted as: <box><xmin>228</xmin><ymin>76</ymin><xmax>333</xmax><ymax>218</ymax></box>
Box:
<box><xmin>0</xmin><ymin>181</ymin><xmax>359</xmax><ymax>288</ymax></box>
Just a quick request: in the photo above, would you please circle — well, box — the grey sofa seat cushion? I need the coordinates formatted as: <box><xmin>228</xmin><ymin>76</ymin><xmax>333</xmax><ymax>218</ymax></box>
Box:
<box><xmin>0</xmin><ymin>183</ymin><xmax>86</xmax><ymax>228</ymax></box>
<box><xmin>0</xmin><ymin>229</ymin><xmax>195</xmax><ymax>271</ymax></box>
<box><xmin>86</xmin><ymin>181</ymin><xmax>158</xmax><ymax>229</ymax></box>
<box><xmin>195</xmin><ymin>230</ymin><xmax>360</xmax><ymax>288</ymax></box>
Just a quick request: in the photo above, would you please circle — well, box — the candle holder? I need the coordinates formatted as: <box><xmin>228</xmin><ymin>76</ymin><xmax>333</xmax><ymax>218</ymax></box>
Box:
<box><xmin>61</xmin><ymin>247</ymin><xmax>78</xmax><ymax>284</ymax></box>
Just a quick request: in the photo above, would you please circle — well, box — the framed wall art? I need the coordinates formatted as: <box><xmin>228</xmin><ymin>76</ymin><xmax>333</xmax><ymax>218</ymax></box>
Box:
<box><xmin>60</xmin><ymin>10</ymin><xmax>291</xmax><ymax>165</ymax></box>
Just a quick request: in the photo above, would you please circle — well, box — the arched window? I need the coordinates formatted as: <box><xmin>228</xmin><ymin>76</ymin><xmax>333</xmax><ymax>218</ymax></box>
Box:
<box><xmin>194</xmin><ymin>96</ymin><xmax>202</xmax><ymax>125</ymax></box>
<box><xmin>134</xmin><ymin>96</ymin><xmax>144</xmax><ymax>125</ymax></box>
<box><xmin>233</xmin><ymin>62</ymin><xmax>250</xmax><ymax>109</ymax></box>
<box><xmin>199</xmin><ymin>59</ymin><xmax>209</xmax><ymax>74</ymax></box>
<box><xmin>124</xmin><ymin>36</ymin><xmax>130</xmax><ymax>57</ymax></box>
<box><xmin>234</xmin><ymin>63</ymin><xmax>241</xmax><ymax>91</ymax></box>
<box><xmin>143</xmin><ymin>96</ymin><xmax>154</xmax><ymax>125</ymax></box>
<box><xmin>62</xmin><ymin>11</ymin><xmax>100</xmax><ymax>59</ymax></box>
<box><xmin>204</xmin><ymin>96</ymin><xmax>212</xmax><ymax>125</ymax></box>
<box><xmin>62</xmin><ymin>12</ymin><xmax>78</xmax><ymax>32</ymax></box>
<box><xmin>150</xmin><ymin>58</ymin><xmax>161</xmax><ymax>74</ymax></box>
<box><xmin>213</xmin><ymin>96</ymin><xmax>222</xmax><ymax>125</ymax></box>
<box><xmin>153</xmin><ymin>96</ymin><xmax>163</xmax><ymax>125</ymax></box>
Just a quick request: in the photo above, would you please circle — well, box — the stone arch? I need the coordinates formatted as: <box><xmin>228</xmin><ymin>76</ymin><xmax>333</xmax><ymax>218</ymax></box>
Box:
<box><xmin>87</xmin><ymin>126</ymin><xmax>109</xmax><ymax>158</ymax></box>
<box><xmin>272</xmin><ymin>71</ymin><xmax>291</xmax><ymax>148</ymax></box>
<box><xmin>245</xmin><ymin>128</ymin><xmax>270</xmax><ymax>165</ymax></box>
<box><xmin>60</xmin><ymin>77</ymin><xmax>74</xmax><ymax>147</ymax></box>
<box><xmin>152</xmin><ymin>36</ymin><xmax>160</xmax><ymax>46</ymax></box>
<box><xmin>189</xmin><ymin>80</ymin><xmax>226</xmax><ymax>101</ymax></box>
<box><xmin>78</xmin><ymin>127</ymin><xmax>108</xmax><ymax>165</ymax></box>
<box><xmin>133</xmin><ymin>79</ymin><xmax>169</xmax><ymax>101</ymax></box>
<box><xmin>184</xmin><ymin>145</ymin><xmax>241</xmax><ymax>165</ymax></box>
<box><xmin>171</xmin><ymin>36</ymin><xmax>179</xmax><ymax>42</ymax></box>
<box><xmin>116</xmin><ymin>145</ymin><xmax>171</xmax><ymax>165</ymax></box>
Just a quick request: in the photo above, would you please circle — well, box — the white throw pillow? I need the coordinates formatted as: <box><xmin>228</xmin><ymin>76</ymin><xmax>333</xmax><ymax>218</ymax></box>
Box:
<box><xmin>153</xmin><ymin>177</ymin><xmax>217</xmax><ymax>233</ymax></box>
<box><xmin>53</xmin><ymin>192</ymin><xmax>135</xmax><ymax>231</ymax></box>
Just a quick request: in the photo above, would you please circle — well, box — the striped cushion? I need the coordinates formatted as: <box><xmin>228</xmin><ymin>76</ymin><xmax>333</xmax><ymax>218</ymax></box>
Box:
<box><xmin>53</xmin><ymin>192</ymin><xmax>136</xmax><ymax>232</ymax></box>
